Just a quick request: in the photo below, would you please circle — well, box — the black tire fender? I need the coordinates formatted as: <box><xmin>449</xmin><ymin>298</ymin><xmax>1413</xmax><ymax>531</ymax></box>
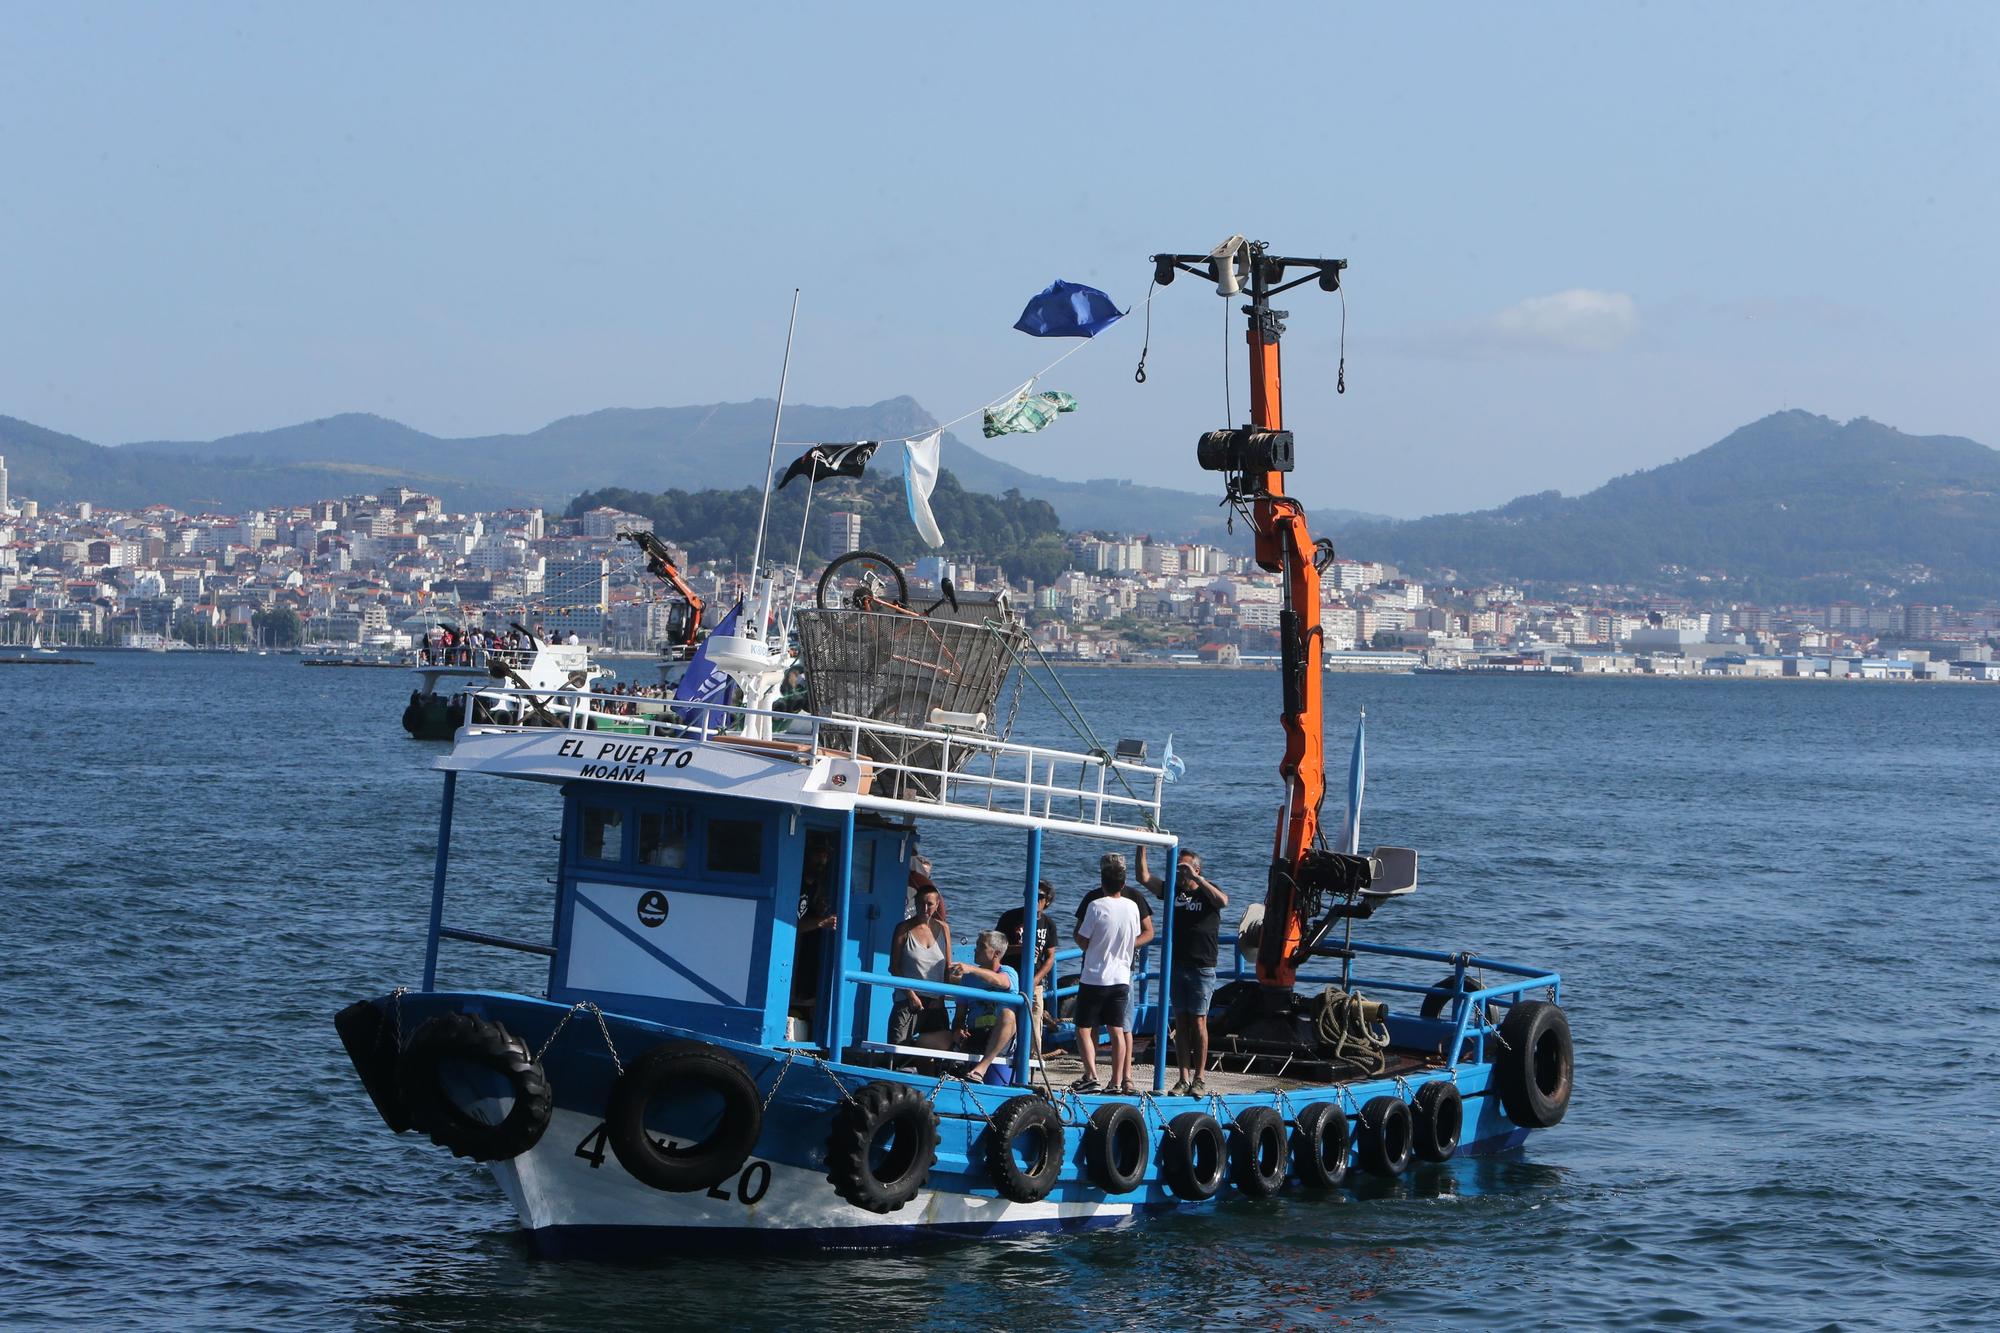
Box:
<box><xmin>1160</xmin><ymin>1112</ymin><xmax>1225</xmax><ymax>1201</ymax></box>
<box><xmin>334</xmin><ymin>998</ymin><xmax>412</xmax><ymax>1134</ymax></box>
<box><xmin>1083</xmin><ymin>1102</ymin><xmax>1149</xmax><ymax>1195</ymax></box>
<box><xmin>1495</xmin><ymin>1000</ymin><xmax>1573</xmax><ymax>1129</ymax></box>
<box><xmin>398</xmin><ymin>1011</ymin><xmax>553</xmax><ymax>1162</ymax></box>
<box><xmin>1420</xmin><ymin>973</ymin><xmax>1497</xmax><ymax>1024</ymax></box>
<box><xmin>1290</xmin><ymin>1101</ymin><xmax>1350</xmax><ymax>1189</ymax></box>
<box><xmin>826</xmin><ymin>1081</ymin><xmax>939</xmax><ymax>1214</ymax></box>
<box><xmin>1411</xmin><ymin>1080</ymin><xmax>1464</xmax><ymax>1162</ymax></box>
<box><xmin>606</xmin><ymin>1041</ymin><xmax>764</xmax><ymax>1193</ymax></box>
<box><xmin>1229</xmin><ymin>1105</ymin><xmax>1288</xmax><ymax>1198</ymax></box>
<box><xmin>984</xmin><ymin>1095</ymin><xmax>1065</xmax><ymax>1204</ymax></box>
<box><xmin>1355</xmin><ymin>1095</ymin><xmax>1414</xmax><ymax>1178</ymax></box>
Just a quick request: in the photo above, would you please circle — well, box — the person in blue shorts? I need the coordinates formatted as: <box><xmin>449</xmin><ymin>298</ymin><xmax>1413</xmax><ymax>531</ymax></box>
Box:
<box><xmin>1139</xmin><ymin>845</ymin><xmax>1228</xmax><ymax>1097</ymax></box>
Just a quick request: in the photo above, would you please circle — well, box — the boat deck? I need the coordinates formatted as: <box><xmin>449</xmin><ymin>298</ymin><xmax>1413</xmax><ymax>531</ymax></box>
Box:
<box><xmin>853</xmin><ymin>1043</ymin><xmax>1445</xmax><ymax>1098</ymax></box>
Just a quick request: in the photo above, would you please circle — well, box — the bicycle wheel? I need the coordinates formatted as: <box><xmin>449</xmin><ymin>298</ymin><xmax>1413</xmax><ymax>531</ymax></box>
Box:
<box><xmin>817</xmin><ymin>550</ymin><xmax>909</xmax><ymax>611</ymax></box>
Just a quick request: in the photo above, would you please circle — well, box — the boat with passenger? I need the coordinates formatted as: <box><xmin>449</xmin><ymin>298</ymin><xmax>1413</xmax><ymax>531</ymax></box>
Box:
<box><xmin>401</xmin><ymin>626</ymin><xmax>614</xmax><ymax>740</ymax></box>
<box><xmin>337</xmin><ymin>237</ymin><xmax>1573</xmax><ymax>1252</ymax></box>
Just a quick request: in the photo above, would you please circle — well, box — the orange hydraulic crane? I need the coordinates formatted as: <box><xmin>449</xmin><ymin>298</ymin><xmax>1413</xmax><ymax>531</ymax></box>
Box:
<box><xmin>618</xmin><ymin>530</ymin><xmax>705</xmax><ymax>649</ymax></box>
<box><xmin>1151</xmin><ymin>239</ymin><xmax>1369</xmax><ymax>998</ymax></box>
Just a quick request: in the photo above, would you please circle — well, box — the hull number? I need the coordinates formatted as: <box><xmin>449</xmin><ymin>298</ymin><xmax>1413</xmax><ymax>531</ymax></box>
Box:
<box><xmin>573</xmin><ymin>1123</ymin><xmax>771</xmax><ymax>1206</ymax></box>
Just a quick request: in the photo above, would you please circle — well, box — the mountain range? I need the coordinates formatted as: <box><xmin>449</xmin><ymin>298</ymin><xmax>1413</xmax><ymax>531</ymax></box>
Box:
<box><xmin>4</xmin><ymin>404</ymin><xmax>1994</xmax><ymax>604</ymax></box>
<box><xmin>1325</xmin><ymin>411</ymin><xmax>2000</xmax><ymax>604</ymax></box>
<box><xmin>0</xmin><ymin>399</ymin><xmax>1328</xmax><ymax>540</ymax></box>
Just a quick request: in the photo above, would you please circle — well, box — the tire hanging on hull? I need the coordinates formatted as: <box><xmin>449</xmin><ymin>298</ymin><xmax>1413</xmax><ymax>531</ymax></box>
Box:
<box><xmin>984</xmin><ymin>1095</ymin><xmax>1065</xmax><ymax>1203</ymax></box>
<box><xmin>606</xmin><ymin>1042</ymin><xmax>765</xmax><ymax>1193</ymax></box>
<box><xmin>398</xmin><ymin>1011</ymin><xmax>553</xmax><ymax>1162</ymax></box>
<box><xmin>1494</xmin><ymin>1000</ymin><xmax>1572</xmax><ymax>1128</ymax></box>
<box><xmin>826</xmin><ymin>1082</ymin><xmax>939</xmax><ymax>1214</ymax></box>
<box><xmin>1290</xmin><ymin>1101</ymin><xmax>1350</xmax><ymax>1189</ymax></box>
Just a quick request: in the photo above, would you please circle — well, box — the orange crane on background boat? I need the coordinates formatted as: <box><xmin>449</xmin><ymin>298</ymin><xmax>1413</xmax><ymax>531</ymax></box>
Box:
<box><xmin>619</xmin><ymin>529</ymin><xmax>705</xmax><ymax>648</ymax></box>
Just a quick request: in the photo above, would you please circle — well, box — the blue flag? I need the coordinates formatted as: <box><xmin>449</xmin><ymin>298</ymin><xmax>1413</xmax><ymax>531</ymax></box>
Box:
<box><xmin>1013</xmin><ymin>279</ymin><xmax>1125</xmax><ymax>338</ymax></box>
<box><xmin>1161</xmin><ymin>733</ymin><xmax>1186</xmax><ymax>784</ymax></box>
<box><xmin>673</xmin><ymin>599</ymin><xmax>741</xmax><ymax>731</ymax></box>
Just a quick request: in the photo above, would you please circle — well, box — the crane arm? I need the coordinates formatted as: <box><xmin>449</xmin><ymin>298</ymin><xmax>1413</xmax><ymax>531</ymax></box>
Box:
<box><xmin>618</xmin><ymin>530</ymin><xmax>704</xmax><ymax>647</ymax></box>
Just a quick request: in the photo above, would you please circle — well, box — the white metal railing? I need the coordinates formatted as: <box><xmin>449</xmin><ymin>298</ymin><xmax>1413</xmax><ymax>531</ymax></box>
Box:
<box><xmin>456</xmin><ymin>685</ymin><xmax>1167</xmax><ymax>835</ymax></box>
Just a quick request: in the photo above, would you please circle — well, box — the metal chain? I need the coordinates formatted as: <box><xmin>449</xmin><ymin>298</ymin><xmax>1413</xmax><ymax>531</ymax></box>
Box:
<box><xmin>387</xmin><ymin>985</ymin><xmax>409</xmax><ymax>1050</ymax></box>
<box><xmin>533</xmin><ymin>1000</ymin><xmax>625</xmax><ymax>1075</ymax></box>
<box><xmin>761</xmin><ymin>1051</ymin><xmax>797</xmax><ymax>1110</ymax></box>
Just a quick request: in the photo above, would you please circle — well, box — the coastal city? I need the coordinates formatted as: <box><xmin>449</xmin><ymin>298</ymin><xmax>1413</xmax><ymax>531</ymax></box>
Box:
<box><xmin>3</xmin><ymin>457</ymin><xmax>1995</xmax><ymax>683</ymax></box>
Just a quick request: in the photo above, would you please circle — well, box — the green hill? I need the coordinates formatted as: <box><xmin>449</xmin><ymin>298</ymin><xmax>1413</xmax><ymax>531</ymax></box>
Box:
<box><xmin>1328</xmin><ymin>412</ymin><xmax>2000</xmax><ymax>603</ymax></box>
<box><xmin>572</xmin><ymin>469</ymin><xmax>1071</xmax><ymax>584</ymax></box>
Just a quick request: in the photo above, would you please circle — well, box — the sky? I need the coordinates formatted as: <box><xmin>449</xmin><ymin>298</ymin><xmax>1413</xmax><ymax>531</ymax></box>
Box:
<box><xmin>1</xmin><ymin>2</ymin><xmax>1994</xmax><ymax>518</ymax></box>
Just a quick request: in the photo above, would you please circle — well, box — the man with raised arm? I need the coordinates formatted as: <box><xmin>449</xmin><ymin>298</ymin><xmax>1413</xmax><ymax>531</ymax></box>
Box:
<box><xmin>1139</xmin><ymin>845</ymin><xmax>1228</xmax><ymax>1097</ymax></box>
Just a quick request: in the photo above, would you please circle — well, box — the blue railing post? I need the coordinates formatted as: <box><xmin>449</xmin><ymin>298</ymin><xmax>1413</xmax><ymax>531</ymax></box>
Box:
<box><xmin>421</xmin><ymin>770</ymin><xmax>457</xmax><ymax>992</ymax></box>
<box><xmin>1014</xmin><ymin>826</ymin><xmax>1043</xmax><ymax>1085</ymax></box>
<box><xmin>823</xmin><ymin>807</ymin><xmax>857</xmax><ymax>1056</ymax></box>
<box><xmin>1152</xmin><ymin>840</ymin><xmax>1177</xmax><ymax>1093</ymax></box>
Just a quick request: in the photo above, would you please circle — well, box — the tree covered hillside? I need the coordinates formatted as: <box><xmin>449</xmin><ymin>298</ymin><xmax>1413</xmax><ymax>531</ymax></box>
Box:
<box><xmin>570</xmin><ymin>470</ymin><xmax>1070</xmax><ymax>584</ymax></box>
<box><xmin>1328</xmin><ymin>412</ymin><xmax>2000</xmax><ymax>604</ymax></box>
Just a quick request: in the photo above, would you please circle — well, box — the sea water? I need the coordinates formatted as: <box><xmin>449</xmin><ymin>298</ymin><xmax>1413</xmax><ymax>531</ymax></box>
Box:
<box><xmin>2</xmin><ymin>655</ymin><xmax>1996</xmax><ymax>1330</ymax></box>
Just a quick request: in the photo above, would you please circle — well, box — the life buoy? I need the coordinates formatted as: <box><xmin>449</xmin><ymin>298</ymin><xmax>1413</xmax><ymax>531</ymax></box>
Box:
<box><xmin>826</xmin><ymin>1082</ymin><xmax>938</xmax><ymax>1214</ymax></box>
<box><xmin>1411</xmin><ymin>1080</ymin><xmax>1463</xmax><ymax>1162</ymax></box>
<box><xmin>1355</xmin><ymin>1095</ymin><xmax>1414</xmax><ymax>1178</ymax></box>
<box><xmin>1229</xmin><ymin>1105</ymin><xmax>1287</xmax><ymax>1198</ymax></box>
<box><xmin>1495</xmin><ymin>1000</ymin><xmax>1572</xmax><ymax>1128</ymax></box>
<box><xmin>1161</xmin><ymin>1112</ymin><xmax>1225</xmax><ymax>1201</ymax></box>
<box><xmin>984</xmin><ymin>1095</ymin><xmax>1065</xmax><ymax>1203</ymax></box>
<box><xmin>334</xmin><ymin>998</ymin><xmax>412</xmax><ymax>1133</ymax></box>
<box><xmin>606</xmin><ymin>1042</ymin><xmax>764</xmax><ymax>1193</ymax></box>
<box><xmin>398</xmin><ymin>1011</ymin><xmax>552</xmax><ymax>1162</ymax></box>
<box><xmin>1290</xmin><ymin>1101</ymin><xmax>1350</xmax><ymax>1189</ymax></box>
<box><xmin>1084</xmin><ymin>1102</ymin><xmax>1149</xmax><ymax>1194</ymax></box>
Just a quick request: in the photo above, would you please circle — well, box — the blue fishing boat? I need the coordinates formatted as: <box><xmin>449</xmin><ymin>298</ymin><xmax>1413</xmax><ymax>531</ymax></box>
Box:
<box><xmin>335</xmin><ymin>239</ymin><xmax>1573</xmax><ymax>1253</ymax></box>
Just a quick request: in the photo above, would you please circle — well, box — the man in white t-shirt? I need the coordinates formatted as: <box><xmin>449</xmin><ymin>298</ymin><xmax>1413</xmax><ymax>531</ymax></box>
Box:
<box><xmin>1071</xmin><ymin>856</ymin><xmax>1147</xmax><ymax>1095</ymax></box>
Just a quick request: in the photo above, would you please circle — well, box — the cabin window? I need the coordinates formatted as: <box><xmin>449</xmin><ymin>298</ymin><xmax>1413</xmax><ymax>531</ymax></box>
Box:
<box><xmin>580</xmin><ymin>804</ymin><xmax>624</xmax><ymax>863</ymax></box>
<box><xmin>638</xmin><ymin>808</ymin><xmax>689</xmax><ymax>869</ymax></box>
<box><xmin>706</xmin><ymin>817</ymin><xmax>764</xmax><ymax>876</ymax></box>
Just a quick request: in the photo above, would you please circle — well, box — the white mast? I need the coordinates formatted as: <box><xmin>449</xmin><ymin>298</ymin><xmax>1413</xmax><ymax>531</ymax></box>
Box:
<box><xmin>747</xmin><ymin>289</ymin><xmax>800</xmax><ymax>594</ymax></box>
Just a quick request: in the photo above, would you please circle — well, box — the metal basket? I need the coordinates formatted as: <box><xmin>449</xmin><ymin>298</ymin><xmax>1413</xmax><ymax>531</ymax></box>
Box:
<box><xmin>795</xmin><ymin>600</ymin><xmax>1027</xmax><ymax>799</ymax></box>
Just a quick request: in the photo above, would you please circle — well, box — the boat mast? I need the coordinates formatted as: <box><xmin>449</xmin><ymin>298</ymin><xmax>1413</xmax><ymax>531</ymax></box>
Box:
<box><xmin>1152</xmin><ymin>239</ymin><xmax>1347</xmax><ymax>992</ymax></box>
<box><xmin>746</xmin><ymin>289</ymin><xmax>801</xmax><ymax>603</ymax></box>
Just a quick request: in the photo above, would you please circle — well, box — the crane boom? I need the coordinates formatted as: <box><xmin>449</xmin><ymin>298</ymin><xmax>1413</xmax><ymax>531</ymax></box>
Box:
<box><xmin>618</xmin><ymin>530</ymin><xmax>705</xmax><ymax>648</ymax></box>
<box><xmin>1154</xmin><ymin>240</ymin><xmax>1348</xmax><ymax>991</ymax></box>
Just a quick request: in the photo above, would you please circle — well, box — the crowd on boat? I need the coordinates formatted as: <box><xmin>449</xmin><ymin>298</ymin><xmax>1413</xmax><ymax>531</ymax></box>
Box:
<box><xmin>419</xmin><ymin>623</ymin><xmax>586</xmax><ymax>666</ymax></box>
<box><xmin>795</xmin><ymin>844</ymin><xmax>1230</xmax><ymax>1094</ymax></box>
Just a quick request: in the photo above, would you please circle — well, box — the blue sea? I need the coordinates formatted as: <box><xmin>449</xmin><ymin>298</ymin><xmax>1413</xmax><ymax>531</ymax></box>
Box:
<box><xmin>3</xmin><ymin>654</ymin><xmax>1996</xmax><ymax>1330</ymax></box>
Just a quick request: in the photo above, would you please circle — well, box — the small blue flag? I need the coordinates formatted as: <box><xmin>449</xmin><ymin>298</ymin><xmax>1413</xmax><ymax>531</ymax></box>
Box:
<box><xmin>1013</xmin><ymin>279</ymin><xmax>1125</xmax><ymax>338</ymax></box>
<box><xmin>1161</xmin><ymin>733</ymin><xmax>1186</xmax><ymax>784</ymax></box>
<box><xmin>673</xmin><ymin>599</ymin><xmax>741</xmax><ymax>731</ymax></box>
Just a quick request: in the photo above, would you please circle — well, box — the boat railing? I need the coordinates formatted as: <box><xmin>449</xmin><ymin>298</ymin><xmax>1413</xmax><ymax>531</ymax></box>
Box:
<box><xmin>456</xmin><ymin>685</ymin><xmax>1168</xmax><ymax>835</ymax></box>
<box><xmin>1217</xmin><ymin>932</ymin><xmax>1560</xmax><ymax>1067</ymax></box>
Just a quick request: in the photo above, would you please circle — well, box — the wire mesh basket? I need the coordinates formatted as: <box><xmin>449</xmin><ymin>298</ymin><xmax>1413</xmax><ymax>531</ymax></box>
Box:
<box><xmin>795</xmin><ymin>599</ymin><xmax>1027</xmax><ymax>800</ymax></box>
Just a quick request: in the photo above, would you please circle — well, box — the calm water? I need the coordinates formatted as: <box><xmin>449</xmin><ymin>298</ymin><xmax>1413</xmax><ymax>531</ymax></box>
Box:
<box><xmin>3</xmin><ymin>655</ymin><xmax>1996</xmax><ymax>1331</ymax></box>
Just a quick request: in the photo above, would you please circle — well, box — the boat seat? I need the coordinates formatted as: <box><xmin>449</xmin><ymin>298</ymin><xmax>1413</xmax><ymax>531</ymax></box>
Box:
<box><xmin>849</xmin><ymin>1040</ymin><xmax>1044</xmax><ymax>1071</ymax></box>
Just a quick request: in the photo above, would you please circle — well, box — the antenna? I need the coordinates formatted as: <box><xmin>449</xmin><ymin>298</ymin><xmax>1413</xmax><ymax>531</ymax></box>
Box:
<box><xmin>747</xmin><ymin>289</ymin><xmax>801</xmax><ymax>588</ymax></box>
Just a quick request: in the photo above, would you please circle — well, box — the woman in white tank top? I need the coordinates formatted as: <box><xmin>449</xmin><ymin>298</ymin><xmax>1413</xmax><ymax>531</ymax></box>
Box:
<box><xmin>889</xmin><ymin>884</ymin><xmax>952</xmax><ymax>1044</ymax></box>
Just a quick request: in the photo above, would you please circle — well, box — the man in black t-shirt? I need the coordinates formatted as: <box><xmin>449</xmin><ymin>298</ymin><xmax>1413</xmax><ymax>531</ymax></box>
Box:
<box><xmin>996</xmin><ymin>880</ymin><xmax>1058</xmax><ymax>1053</ymax></box>
<box><xmin>1138</xmin><ymin>844</ymin><xmax>1228</xmax><ymax>1096</ymax></box>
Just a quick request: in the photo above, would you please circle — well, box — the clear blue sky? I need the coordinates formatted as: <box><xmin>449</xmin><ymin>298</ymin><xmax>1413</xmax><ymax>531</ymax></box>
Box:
<box><xmin>1</xmin><ymin>2</ymin><xmax>1993</xmax><ymax>517</ymax></box>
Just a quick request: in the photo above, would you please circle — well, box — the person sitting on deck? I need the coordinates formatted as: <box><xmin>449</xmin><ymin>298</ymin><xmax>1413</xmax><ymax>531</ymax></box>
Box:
<box><xmin>1072</xmin><ymin>858</ymin><xmax>1145</xmax><ymax>1096</ymax></box>
<box><xmin>944</xmin><ymin>931</ymin><xmax>1021</xmax><ymax>1086</ymax></box>
<box><xmin>888</xmin><ymin>884</ymin><xmax>952</xmax><ymax>1044</ymax></box>
<box><xmin>1139</xmin><ymin>845</ymin><xmax>1228</xmax><ymax>1097</ymax></box>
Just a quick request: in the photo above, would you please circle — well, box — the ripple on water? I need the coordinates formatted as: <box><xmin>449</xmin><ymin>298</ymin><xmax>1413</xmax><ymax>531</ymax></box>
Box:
<box><xmin>4</xmin><ymin>661</ymin><xmax>1999</xmax><ymax>1330</ymax></box>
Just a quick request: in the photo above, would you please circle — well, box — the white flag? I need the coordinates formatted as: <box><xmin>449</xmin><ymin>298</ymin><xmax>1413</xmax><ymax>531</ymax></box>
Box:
<box><xmin>903</xmin><ymin>429</ymin><xmax>944</xmax><ymax>549</ymax></box>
